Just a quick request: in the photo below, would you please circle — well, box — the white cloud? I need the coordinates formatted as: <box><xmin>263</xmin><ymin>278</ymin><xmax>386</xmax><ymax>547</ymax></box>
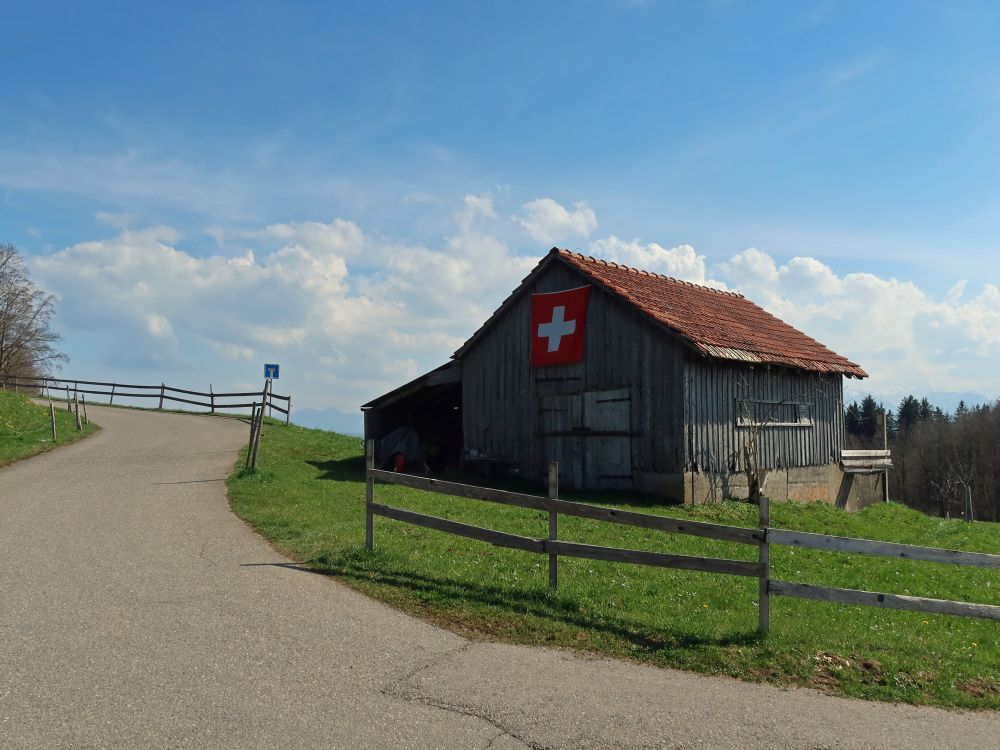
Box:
<box><xmin>30</xmin><ymin>206</ymin><xmax>537</xmax><ymax>412</ymax></box>
<box><xmin>588</xmin><ymin>237</ymin><xmax>714</xmax><ymax>285</ymax></box>
<box><xmin>714</xmin><ymin>251</ymin><xmax>1000</xmax><ymax>400</ymax></box>
<box><xmin>95</xmin><ymin>211</ymin><xmax>135</xmax><ymax>229</ymax></box>
<box><xmin>517</xmin><ymin>198</ymin><xmax>597</xmax><ymax>245</ymax></box>
<box><xmin>584</xmin><ymin>237</ymin><xmax>1000</xmax><ymax>400</ymax></box>
<box><xmin>26</xmin><ymin>196</ymin><xmax>1000</xmax><ymax>415</ymax></box>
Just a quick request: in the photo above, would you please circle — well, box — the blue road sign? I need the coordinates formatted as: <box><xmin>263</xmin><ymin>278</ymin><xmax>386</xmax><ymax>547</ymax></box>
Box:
<box><xmin>264</xmin><ymin>363</ymin><xmax>280</xmax><ymax>379</ymax></box>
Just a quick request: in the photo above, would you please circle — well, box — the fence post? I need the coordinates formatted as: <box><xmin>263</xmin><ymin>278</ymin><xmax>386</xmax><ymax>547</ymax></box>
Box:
<box><xmin>49</xmin><ymin>401</ymin><xmax>57</xmax><ymax>441</ymax></box>
<box><xmin>81</xmin><ymin>395</ymin><xmax>88</xmax><ymax>425</ymax></box>
<box><xmin>158</xmin><ymin>383</ymin><xmax>165</xmax><ymax>410</ymax></box>
<box><xmin>285</xmin><ymin>395</ymin><xmax>291</xmax><ymax>426</ymax></box>
<box><xmin>250</xmin><ymin>400</ymin><xmax>265</xmax><ymax>470</ymax></box>
<box><xmin>109</xmin><ymin>383</ymin><xmax>116</xmax><ymax>405</ymax></box>
<box><xmin>758</xmin><ymin>493</ymin><xmax>770</xmax><ymax>634</ymax></box>
<box><xmin>74</xmin><ymin>399</ymin><xmax>82</xmax><ymax>431</ymax></box>
<box><xmin>548</xmin><ymin>461</ymin><xmax>559</xmax><ymax>588</ymax></box>
<box><xmin>245</xmin><ymin>404</ymin><xmax>258</xmax><ymax>469</ymax></box>
<box><xmin>210</xmin><ymin>384</ymin><xmax>215</xmax><ymax>415</ymax></box>
<box><xmin>65</xmin><ymin>384</ymin><xmax>72</xmax><ymax>412</ymax></box>
<box><xmin>365</xmin><ymin>439</ymin><xmax>375</xmax><ymax>551</ymax></box>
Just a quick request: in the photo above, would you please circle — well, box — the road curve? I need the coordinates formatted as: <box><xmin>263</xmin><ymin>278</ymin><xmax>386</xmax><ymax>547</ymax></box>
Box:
<box><xmin>1</xmin><ymin>405</ymin><xmax>997</xmax><ymax>749</ymax></box>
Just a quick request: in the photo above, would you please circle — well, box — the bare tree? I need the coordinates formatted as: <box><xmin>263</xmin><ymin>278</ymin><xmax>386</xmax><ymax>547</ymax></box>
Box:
<box><xmin>736</xmin><ymin>374</ymin><xmax>839</xmax><ymax>506</ymax></box>
<box><xmin>931</xmin><ymin>446</ymin><xmax>976</xmax><ymax>522</ymax></box>
<box><xmin>0</xmin><ymin>244</ymin><xmax>66</xmax><ymax>379</ymax></box>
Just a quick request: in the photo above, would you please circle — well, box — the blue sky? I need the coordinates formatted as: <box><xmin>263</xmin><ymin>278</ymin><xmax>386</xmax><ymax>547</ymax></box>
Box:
<box><xmin>2</xmin><ymin>1</ymin><xmax>999</xmax><ymax>422</ymax></box>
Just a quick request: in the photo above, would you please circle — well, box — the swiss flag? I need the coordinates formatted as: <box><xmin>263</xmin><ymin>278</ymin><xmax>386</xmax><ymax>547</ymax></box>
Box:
<box><xmin>530</xmin><ymin>286</ymin><xmax>591</xmax><ymax>367</ymax></box>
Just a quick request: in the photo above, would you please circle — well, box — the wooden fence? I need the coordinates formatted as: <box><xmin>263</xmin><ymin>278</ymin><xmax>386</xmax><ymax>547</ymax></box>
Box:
<box><xmin>364</xmin><ymin>440</ymin><xmax>1000</xmax><ymax>631</ymax></box>
<box><xmin>0</xmin><ymin>374</ymin><xmax>291</xmax><ymax>424</ymax></box>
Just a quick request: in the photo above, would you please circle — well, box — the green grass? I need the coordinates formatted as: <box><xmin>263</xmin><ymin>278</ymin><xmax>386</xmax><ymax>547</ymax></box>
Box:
<box><xmin>228</xmin><ymin>421</ymin><xmax>1000</xmax><ymax>709</ymax></box>
<box><xmin>0</xmin><ymin>391</ymin><xmax>100</xmax><ymax>466</ymax></box>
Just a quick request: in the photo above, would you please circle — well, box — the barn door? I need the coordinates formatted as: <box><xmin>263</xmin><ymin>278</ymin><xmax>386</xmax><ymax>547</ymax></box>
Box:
<box><xmin>538</xmin><ymin>394</ymin><xmax>584</xmax><ymax>488</ymax></box>
<box><xmin>584</xmin><ymin>389</ymin><xmax>632</xmax><ymax>490</ymax></box>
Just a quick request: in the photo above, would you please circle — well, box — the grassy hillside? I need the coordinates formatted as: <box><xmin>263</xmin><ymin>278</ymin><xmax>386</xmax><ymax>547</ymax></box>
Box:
<box><xmin>228</xmin><ymin>421</ymin><xmax>1000</xmax><ymax>709</ymax></box>
<box><xmin>0</xmin><ymin>391</ymin><xmax>99</xmax><ymax>466</ymax></box>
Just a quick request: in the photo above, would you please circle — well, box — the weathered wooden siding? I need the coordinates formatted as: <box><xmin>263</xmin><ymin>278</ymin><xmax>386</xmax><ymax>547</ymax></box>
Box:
<box><xmin>683</xmin><ymin>357</ymin><xmax>844</xmax><ymax>472</ymax></box>
<box><xmin>462</xmin><ymin>261</ymin><xmax>686</xmax><ymax>488</ymax></box>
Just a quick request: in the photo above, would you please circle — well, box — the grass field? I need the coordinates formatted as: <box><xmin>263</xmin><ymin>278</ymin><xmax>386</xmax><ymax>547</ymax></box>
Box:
<box><xmin>228</xmin><ymin>421</ymin><xmax>1000</xmax><ymax>709</ymax></box>
<box><xmin>0</xmin><ymin>390</ymin><xmax>100</xmax><ymax>466</ymax></box>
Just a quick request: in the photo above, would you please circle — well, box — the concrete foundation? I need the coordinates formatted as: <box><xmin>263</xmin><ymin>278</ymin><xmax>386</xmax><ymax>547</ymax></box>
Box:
<box><xmin>653</xmin><ymin>464</ymin><xmax>887</xmax><ymax>511</ymax></box>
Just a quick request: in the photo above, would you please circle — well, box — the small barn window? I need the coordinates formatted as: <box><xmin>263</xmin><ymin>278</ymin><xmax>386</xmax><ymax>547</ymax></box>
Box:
<box><xmin>735</xmin><ymin>399</ymin><xmax>813</xmax><ymax>428</ymax></box>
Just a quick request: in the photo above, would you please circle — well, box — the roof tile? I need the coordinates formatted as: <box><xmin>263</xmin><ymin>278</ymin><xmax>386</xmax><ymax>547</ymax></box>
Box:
<box><xmin>556</xmin><ymin>249</ymin><xmax>867</xmax><ymax>378</ymax></box>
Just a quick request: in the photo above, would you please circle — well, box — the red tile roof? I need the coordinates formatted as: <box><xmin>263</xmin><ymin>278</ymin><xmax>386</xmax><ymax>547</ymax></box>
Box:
<box><xmin>554</xmin><ymin>249</ymin><xmax>867</xmax><ymax>377</ymax></box>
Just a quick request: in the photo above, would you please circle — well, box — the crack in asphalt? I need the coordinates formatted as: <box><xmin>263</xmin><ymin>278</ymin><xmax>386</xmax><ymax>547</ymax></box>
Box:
<box><xmin>380</xmin><ymin>643</ymin><xmax>542</xmax><ymax>750</ymax></box>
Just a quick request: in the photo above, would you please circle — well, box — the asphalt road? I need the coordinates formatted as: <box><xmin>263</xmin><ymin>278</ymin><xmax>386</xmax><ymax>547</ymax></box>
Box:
<box><xmin>1</xmin><ymin>405</ymin><xmax>997</xmax><ymax>749</ymax></box>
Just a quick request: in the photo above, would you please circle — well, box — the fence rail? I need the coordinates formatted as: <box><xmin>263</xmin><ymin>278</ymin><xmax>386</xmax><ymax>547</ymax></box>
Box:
<box><xmin>366</xmin><ymin>439</ymin><xmax>765</xmax><ymax>621</ymax></box>
<box><xmin>0</xmin><ymin>374</ymin><xmax>291</xmax><ymax>421</ymax></box>
<box><xmin>364</xmin><ymin>439</ymin><xmax>1000</xmax><ymax>631</ymax></box>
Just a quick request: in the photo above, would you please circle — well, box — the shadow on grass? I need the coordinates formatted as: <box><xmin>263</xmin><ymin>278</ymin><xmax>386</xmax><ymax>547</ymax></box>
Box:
<box><xmin>306</xmin><ymin>456</ymin><xmax>365</xmax><ymax>480</ymax></box>
<box><xmin>241</xmin><ymin>550</ymin><xmax>761</xmax><ymax>655</ymax></box>
<box><xmin>304</xmin><ymin>458</ymin><xmax>681</xmax><ymax>510</ymax></box>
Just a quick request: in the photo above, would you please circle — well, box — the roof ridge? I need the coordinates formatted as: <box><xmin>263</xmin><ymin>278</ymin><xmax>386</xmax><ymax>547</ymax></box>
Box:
<box><xmin>556</xmin><ymin>248</ymin><xmax>744</xmax><ymax>298</ymax></box>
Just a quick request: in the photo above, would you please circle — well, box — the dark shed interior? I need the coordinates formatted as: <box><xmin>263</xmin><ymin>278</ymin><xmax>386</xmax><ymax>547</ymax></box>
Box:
<box><xmin>361</xmin><ymin>363</ymin><xmax>462</xmax><ymax>473</ymax></box>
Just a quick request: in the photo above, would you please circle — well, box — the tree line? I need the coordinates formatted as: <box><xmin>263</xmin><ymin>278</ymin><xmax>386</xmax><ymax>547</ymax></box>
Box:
<box><xmin>844</xmin><ymin>394</ymin><xmax>999</xmax><ymax>522</ymax></box>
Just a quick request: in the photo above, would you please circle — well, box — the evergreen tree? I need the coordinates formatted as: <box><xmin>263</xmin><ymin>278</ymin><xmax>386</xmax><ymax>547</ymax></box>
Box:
<box><xmin>845</xmin><ymin>401</ymin><xmax>862</xmax><ymax>437</ymax></box>
<box><xmin>860</xmin><ymin>394</ymin><xmax>880</xmax><ymax>441</ymax></box>
<box><xmin>897</xmin><ymin>395</ymin><xmax>921</xmax><ymax>434</ymax></box>
<box><xmin>919</xmin><ymin>397</ymin><xmax>932</xmax><ymax>422</ymax></box>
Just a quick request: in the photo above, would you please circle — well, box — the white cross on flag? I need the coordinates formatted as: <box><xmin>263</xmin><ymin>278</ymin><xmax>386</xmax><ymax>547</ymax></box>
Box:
<box><xmin>530</xmin><ymin>286</ymin><xmax>591</xmax><ymax>366</ymax></box>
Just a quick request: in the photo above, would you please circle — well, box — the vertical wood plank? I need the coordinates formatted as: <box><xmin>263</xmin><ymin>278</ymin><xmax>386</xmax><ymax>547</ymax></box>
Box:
<box><xmin>210</xmin><ymin>384</ymin><xmax>215</xmax><ymax>414</ymax></box>
<box><xmin>49</xmin><ymin>401</ymin><xmax>57</xmax><ymax>441</ymax></box>
<box><xmin>109</xmin><ymin>383</ymin><xmax>116</xmax><ymax>405</ymax></box>
<box><xmin>366</xmin><ymin>438</ymin><xmax>375</xmax><ymax>551</ymax></box>
<box><xmin>548</xmin><ymin>461</ymin><xmax>559</xmax><ymax>588</ymax></box>
<box><xmin>158</xmin><ymin>383</ymin><xmax>165</xmax><ymax>410</ymax></box>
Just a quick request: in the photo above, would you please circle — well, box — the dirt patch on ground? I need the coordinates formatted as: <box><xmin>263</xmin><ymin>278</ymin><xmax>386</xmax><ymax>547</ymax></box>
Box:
<box><xmin>956</xmin><ymin>678</ymin><xmax>1000</xmax><ymax>699</ymax></box>
<box><xmin>811</xmin><ymin>652</ymin><xmax>887</xmax><ymax>692</ymax></box>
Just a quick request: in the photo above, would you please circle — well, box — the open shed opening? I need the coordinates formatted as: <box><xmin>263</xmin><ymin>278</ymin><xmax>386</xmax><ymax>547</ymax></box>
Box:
<box><xmin>361</xmin><ymin>364</ymin><xmax>462</xmax><ymax>474</ymax></box>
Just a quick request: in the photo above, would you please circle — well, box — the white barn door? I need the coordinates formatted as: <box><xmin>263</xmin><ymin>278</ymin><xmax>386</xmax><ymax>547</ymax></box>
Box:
<box><xmin>584</xmin><ymin>389</ymin><xmax>632</xmax><ymax>490</ymax></box>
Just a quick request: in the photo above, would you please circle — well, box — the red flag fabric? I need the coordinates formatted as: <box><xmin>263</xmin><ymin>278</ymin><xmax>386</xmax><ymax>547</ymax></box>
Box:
<box><xmin>530</xmin><ymin>286</ymin><xmax>591</xmax><ymax>366</ymax></box>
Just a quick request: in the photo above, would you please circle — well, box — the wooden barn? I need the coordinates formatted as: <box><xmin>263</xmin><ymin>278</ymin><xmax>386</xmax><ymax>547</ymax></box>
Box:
<box><xmin>363</xmin><ymin>248</ymin><xmax>880</xmax><ymax>506</ymax></box>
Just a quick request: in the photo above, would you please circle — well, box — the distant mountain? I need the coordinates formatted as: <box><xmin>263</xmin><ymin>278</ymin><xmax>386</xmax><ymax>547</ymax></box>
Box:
<box><xmin>923</xmin><ymin>391</ymin><xmax>993</xmax><ymax>414</ymax></box>
<box><xmin>291</xmin><ymin>405</ymin><xmax>364</xmax><ymax>436</ymax></box>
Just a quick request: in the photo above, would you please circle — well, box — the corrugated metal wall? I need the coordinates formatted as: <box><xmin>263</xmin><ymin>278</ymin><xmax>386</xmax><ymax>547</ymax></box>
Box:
<box><xmin>461</xmin><ymin>261</ymin><xmax>686</xmax><ymax>487</ymax></box>
<box><xmin>683</xmin><ymin>357</ymin><xmax>844</xmax><ymax>472</ymax></box>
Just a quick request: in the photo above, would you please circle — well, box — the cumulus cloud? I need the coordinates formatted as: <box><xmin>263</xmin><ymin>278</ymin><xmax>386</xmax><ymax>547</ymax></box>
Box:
<box><xmin>30</xmin><ymin>198</ymin><xmax>538</xmax><ymax>411</ymax></box>
<box><xmin>588</xmin><ymin>237</ymin><xmax>716</xmax><ymax>285</ymax></box>
<box><xmin>517</xmin><ymin>198</ymin><xmax>597</xmax><ymax>245</ymax></box>
<box><xmin>26</xmin><ymin>196</ymin><xmax>1000</xmax><ymax>414</ymax></box>
<box><xmin>713</xmin><ymin>252</ymin><xmax>1000</xmax><ymax>399</ymax></box>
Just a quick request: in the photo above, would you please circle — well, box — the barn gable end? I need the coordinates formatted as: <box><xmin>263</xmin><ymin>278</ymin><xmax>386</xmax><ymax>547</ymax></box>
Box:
<box><xmin>461</xmin><ymin>257</ymin><xmax>686</xmax><ymax>491</ymax></box>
